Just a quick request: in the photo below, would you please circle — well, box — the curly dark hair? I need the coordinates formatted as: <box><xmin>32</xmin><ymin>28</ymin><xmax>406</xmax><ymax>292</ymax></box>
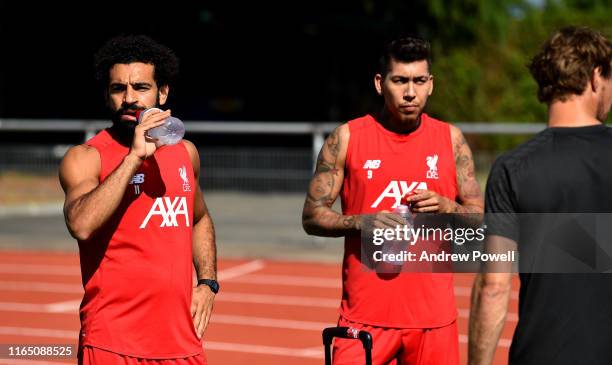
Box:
<box><xmin>529</xmin><ymin>26</ymin><xmax>612</xmax><ymax>104</ymax></box>
<box><xmin>94</xmin><ymin>35</ymin><xmax>179</xmax><ymax>89</ymax></box>
<box><xmin>379</xmin><ymin>37</ymin><xmax>431</xmax><ymax>77</ymax></box>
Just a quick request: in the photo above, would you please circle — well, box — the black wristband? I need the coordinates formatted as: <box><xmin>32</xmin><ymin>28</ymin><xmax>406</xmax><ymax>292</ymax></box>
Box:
<box><xmin>197</xmin><ymin>279</ymin><xmax>220</xmax><ymax>294</ymax></box>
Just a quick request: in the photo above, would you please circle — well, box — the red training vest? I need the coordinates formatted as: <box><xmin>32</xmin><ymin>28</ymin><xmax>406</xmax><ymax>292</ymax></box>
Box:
<box><xmin>78</xmin><ymin>129</ymin><xmax>201</xmax><ymax>358</ymax></box>
<box><xmin>340</xmin><ymin>114</ymin><xmax>459</xmax><ymax>328</ymax></box>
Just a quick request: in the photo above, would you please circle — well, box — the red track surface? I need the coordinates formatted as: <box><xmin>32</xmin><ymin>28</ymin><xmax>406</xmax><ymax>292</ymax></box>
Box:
<box><xmin>0</xmin><ymin>251</ymin><xmax>519</xmax><ymax>364</ymax></box>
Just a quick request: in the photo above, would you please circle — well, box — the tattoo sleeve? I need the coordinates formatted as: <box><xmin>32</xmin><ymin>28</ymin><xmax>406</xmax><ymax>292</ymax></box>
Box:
<box><xmin>302</xmin><ymin>126</ymin><xmax>360</xmax><ymax>237</ymax></box>
<box><xmin>453</xmin><ymin>130</ymin><xmax>484</xmax><ymax>226</ymax></box>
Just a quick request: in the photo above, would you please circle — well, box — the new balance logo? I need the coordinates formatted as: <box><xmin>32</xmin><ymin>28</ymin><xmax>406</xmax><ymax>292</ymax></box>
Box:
<box><xmin>140</xmin><ymin>197</ymin><xmax>190</xmax><ymax>228</ymax></box>
<box><xmin>363</xmin><ymin>160</ymin><xmax>381</xmax><ymax>169</ymax></box>
<box><xmin>363</xmin><ymin>160</ymin><xmax>381</xmax><ymax>180</ymax></box>
<box><xmin>130</xmin><ymin>174</ymin><xmax>145</xmax><ymax>184</ymax></box>
<box><xmin>130</xmin><ymin>174</ymin><xmax>145</xmax><ymax>195</ymax></box>
<box><xmin>371</xmin><ymin>181</ymin><xmax>428</xmax><ymax>208</ymax></box>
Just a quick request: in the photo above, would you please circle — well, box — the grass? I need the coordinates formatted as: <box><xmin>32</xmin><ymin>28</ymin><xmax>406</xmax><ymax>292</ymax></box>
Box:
<box><xmin>0</xmin><ymin>171</ymin><xmax>64</xmax><ymax>205</ymax></box>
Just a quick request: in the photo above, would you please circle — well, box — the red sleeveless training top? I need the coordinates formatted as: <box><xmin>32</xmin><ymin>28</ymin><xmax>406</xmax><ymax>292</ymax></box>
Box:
<box><xmin>79</xmin><ymin>129</ymin><xmax>201</xmax><ymax>358</ymax></box>
<box><xmin>340</xmin><ymin>114</ymin><xmax>459</xmax><ymax>328</ymax></box>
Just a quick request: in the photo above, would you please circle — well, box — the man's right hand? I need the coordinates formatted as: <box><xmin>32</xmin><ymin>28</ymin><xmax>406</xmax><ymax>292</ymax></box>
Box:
<box><xmin>371</xmin><ymin>210</ymin><xmax>408</xmax><ymax>229</ymax></box>
<box><xmin>129</xmin><ymin>109</ymin><xmax>172</xmax><ymax>160</ymax></box>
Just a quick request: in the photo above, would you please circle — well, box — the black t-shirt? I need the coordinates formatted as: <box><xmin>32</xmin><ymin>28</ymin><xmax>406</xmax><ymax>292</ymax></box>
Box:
<box><xmin>485</xmin><ymin>124</ymin><xmax>612</xmax><ymax>365</ymax></box>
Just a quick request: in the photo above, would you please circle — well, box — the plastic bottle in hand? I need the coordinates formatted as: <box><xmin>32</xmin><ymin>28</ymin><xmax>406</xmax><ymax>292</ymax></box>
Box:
<box><xmin>394</xmin><ymin>201</ymin><xmax>414</xmax><ymax>233</ymax></box>
<box><xmin>381</xmin><ymin>201</ymin><xmax>414</xmax><ymax>269</ymax></box>
<box><xmin>136</xmin><ymin>108</ymin><xmax>185</xmax><ymax>146</ymax></box>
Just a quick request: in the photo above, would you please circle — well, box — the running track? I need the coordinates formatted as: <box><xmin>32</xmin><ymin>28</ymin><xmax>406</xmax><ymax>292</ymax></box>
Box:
<box><xmin>0</xmin><ymin>251</ymin><xmax>518</xmax><ymax>364</ymax></box>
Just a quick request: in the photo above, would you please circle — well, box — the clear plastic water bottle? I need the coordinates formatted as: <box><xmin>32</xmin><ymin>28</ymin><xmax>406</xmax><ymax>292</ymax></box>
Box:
<box><xmin>394</xmin><ymin>201</ymin><xmax>414</xmax><ymax>230</ymax></box>
<box><xmin>381</xmin><ymin>201</ymin><xmax>414</xmax><ymax>267</ymax></box>
<box><xmin>136</xmin><ymin>108</ymin><xmax>185</xmax><ymax>146</ymax></box>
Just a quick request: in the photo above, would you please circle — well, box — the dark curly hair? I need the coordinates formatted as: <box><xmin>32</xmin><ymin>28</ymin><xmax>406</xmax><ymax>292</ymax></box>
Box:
<box><xmin>94</xmin><ymin>35</ymin><xmax>179</xmax><ymax>89</ymax></box>
<box><xmin>529</xmin><ymin>26</ymin><xmax>612</xmax><ymax>104</ymax></box>
<box><xmin>379</xmin><ymin>37</ymin><xmax>431</xmax><ymax>77</ymax></box>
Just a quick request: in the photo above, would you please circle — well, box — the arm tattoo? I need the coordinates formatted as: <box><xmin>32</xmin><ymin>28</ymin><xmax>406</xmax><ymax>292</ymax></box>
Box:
<box><xmin>315</xmin><ymin>128</ymin><xmax>340</xmax><ymax>176</ymax></box>
<box><xmin>453</xmin><ymin>131</ymin><xmax>484</xmax><ymax>223</ymax></box>
<box><xmin>303</xmin><ymin>127</ymin><xmax>359</xmax><ymax>236</ymax></box>
<box><xmin>307</xmin><ymin>127</ymin><xmax>341</xmax><ymax>208</ymax></box>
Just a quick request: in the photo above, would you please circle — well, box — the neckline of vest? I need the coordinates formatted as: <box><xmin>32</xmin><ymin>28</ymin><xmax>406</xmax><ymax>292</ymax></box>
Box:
<box><xmin>368</xmin><ymin>114</ymin><xmax>428</xmax><ymax>140</ymax></box>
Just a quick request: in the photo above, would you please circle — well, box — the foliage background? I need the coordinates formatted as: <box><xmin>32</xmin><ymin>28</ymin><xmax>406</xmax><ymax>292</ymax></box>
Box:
<box><xmin>1</xmin><ymin>0</ymin><xmax>610</xmax><ymax>150</ymax></box>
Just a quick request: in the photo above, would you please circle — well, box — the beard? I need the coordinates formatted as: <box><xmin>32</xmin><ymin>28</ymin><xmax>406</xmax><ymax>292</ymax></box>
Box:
<box><xmin>110</xmin><ymin>104</ymin><xmax>141</xmax><ymax>136</ymax></box>
<box><xmin>110</xmin><ymin>95</ymin><xmax>161</xmax><ymax>137</ymax></box>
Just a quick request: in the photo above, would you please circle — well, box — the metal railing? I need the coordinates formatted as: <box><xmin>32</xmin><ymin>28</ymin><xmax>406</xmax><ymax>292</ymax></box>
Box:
<box><xmin>0</xmin><ymin>119</ymin><xmax>545</xmax><ymax>192</ymax></box>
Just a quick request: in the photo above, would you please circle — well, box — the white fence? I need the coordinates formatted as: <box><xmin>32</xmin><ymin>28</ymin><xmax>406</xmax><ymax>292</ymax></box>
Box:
<box><xmin>0</xmin><ymin>119</ymin><xmax>545</xmax><ymax>191</ymax></box>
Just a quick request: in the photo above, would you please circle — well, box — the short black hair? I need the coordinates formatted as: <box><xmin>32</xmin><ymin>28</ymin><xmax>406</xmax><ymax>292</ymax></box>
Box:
<box><xmin>94</xmin><ymin>35</ymin><xmax>179</xmax><ymax>89</ymax></box>
<box><xmin>379</xmin><ymin>37</ymin><xmax>431</xmax><ymax>77</ymax></box>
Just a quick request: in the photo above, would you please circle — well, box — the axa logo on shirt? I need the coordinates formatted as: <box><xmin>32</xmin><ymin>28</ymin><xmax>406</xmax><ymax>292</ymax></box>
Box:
<box><xmin>140</xmin><ymin>197</ymin><xmax>190</xmax><ymax>229</ymax></box>
<box><xmin>371</xmin><ymin>181</ymin><xmax>428</xmax><ymax>208</ymax></box>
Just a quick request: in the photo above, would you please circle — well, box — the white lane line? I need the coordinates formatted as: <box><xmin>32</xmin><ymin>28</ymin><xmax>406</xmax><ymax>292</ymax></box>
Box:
<box><xmin>0</xmin><ymin>278</ymin><xmax>520</xmax><ymax>303</ymax></box>
<box><xmin>0</xmin><ymin>291</ymin><xmax>338</xmax><ymax>314</ymax></box>
<box><xmin>0</xmin><ymin>278</ymin><xmax>520</xmax><ymax>302</ymax></box>
<box><xmin>0</xmin><ymin>264</ymin><xmax>79</xmax><ymax>276</ymax></box>
<box><xmin>0</xmin><ymin>300</ymin><xmax>80</xmax><ymax>314</ymax></box>
<box><xmin>0</xmin><ymin>281</ymin><xmax>82</xmax><ymax>294</ymax></box>
<box><xmin>0</xmin><ymin>291</ymin><xmax>340</xmax><ymax>314</ymax></box>
<box><xmin>0</xmin><ymin>297</ymin><xmax>521</xmax><ymax>322</ymax></box>
<box><xmin>217</xmin><ymin>260</ymin><xmax>265</xmax><ymax>281</ymax></box>
<box><xmin>45</xmin><ymin>300</ymin><xmax>81</xmax><ymax>313</ymax></box>
<box><xmin>217</xmin><ymin>292</ymin><xmax>339</xmax><ymax>308</ymax></box>
<box><xmin>299</xmin><ymin>346</ymin><xmax>326</xmax><ymax>357</ymax></box>
<box><xmin>204</xmin><ymin>341</ymin><xmax>323</xmax><ymax>359</ymax></box>
<box><xmin>225</xmin><ymin>274</ymin><xmax>520</xmax><ymax>300</ymax></box>
<box><xmin>0</xmin><ymin>260</ymin><xmax>264</xmax><ymax>295</ymax></box>
<box><xmin>0</xmin><ymin>303</ymin><xmax>48</xmax><ymax>313</ymax></box>
<box><xmin>0</xmin><ymin>326</ymin><xmax>77</xmax><ymax>339</ymax></box>
<box><xmin>0</xmin><ymin>263</ymin><xmax>520</xmax><ymax>301</ymax></box>
<box><xmin>0</xmin><ymin>261</ymin><xmax>266</xmax><ymax>295</ymax></box>
<box><xmin>229</xmin><ymin>274</ymin><xmax>340</xmax><ymax>288</ymax></box>
<box><xmin>0</xmin><ymin>326</ymin><xmax>325</xmax><ymax>360</ymax></box>
<box><xmin>212</xmin><ymin>314</ymin><xmax>333</xmax><ymax>331</ymax></box>
<box><xmin>0</xmin><ymin>326</ymin><xmax>512</xmax><ymax>355</ymax></box>
<box><xmin>0</xmin><ymin>259</ymin><xmax>265</xmax><ymax>282</ymax></box>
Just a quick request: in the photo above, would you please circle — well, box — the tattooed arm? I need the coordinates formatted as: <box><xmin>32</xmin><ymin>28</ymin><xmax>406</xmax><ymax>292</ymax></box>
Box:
<box><xmin>450</xmin><ymin>124</ymin><xmax>484</xmax><ymax>216</ymax></box>
<box><xmin>302</xmin><ymin>124</ymin><xmax>359</xmax><ymax>237</ymax></box>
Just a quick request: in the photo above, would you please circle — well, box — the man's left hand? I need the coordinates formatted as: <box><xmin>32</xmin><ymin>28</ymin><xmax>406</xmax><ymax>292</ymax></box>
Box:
<box><xmin>191</xmin><ymin>285</ymin><xmax>216</xmax><ymax>339</ymax></box>
<box><xmin>404</xmin><ymin>189</ymin><xmax>456</xmax><ymax>213</ymax></box>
